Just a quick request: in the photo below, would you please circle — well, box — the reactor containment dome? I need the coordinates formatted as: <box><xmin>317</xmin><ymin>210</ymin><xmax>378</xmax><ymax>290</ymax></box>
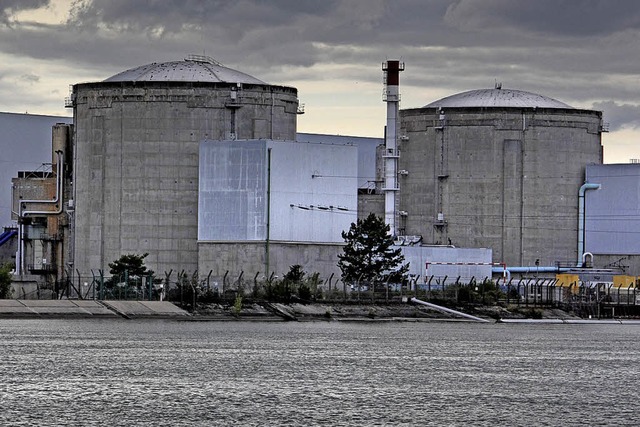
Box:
<box><xmin>398</xmin><ymin>87</ymin><xmax>604</xmax><ymax>268</ymax></box>
<box><xmin>104</xmin><ymin>55</ymin><xmax>267</xmax><ymax>85</ymax></box>
<box><xmin>70</xmin><ymin>55</ymin><xmax>300</xmax><ymax>278</ymax></box>
<box><xmin>424</xmin><ymin>88</ymin><xmax>574</xmax><ymax>109</ymax></box>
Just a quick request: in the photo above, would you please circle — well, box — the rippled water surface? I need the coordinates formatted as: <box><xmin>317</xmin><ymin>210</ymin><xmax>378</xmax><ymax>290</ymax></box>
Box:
<box><xmin>1</xmin><ymin>319</ymin><xmax>638</xmax><ymax>426</ymax></box>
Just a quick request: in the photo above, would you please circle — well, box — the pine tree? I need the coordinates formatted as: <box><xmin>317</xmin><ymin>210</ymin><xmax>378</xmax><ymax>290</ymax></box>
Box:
<box><xmin>337</xmin><ymin>213</ymin><xmax>409</xmax><ymax>287</ymax></box>
<box><xmin>108</xmin><ymin>253</ymin><xmax>153</xmax><ymax>282</ymax></box>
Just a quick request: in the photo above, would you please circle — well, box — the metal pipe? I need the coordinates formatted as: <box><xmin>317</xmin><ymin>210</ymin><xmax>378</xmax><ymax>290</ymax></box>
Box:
<box><xmin>410</xmin><ymin>297</ymin><xmax>489</xmax><ymax>322</ymax></box>
<box><xmin>493</xmin><ymin>266</ymin><xmax>571</xmax><ymax>278</ymax></box>
<box><xmin>577</xmin><ymin>182</ymin><xmax>601</xmax><ymax>267</ymax></box>
<box><xmin>265</xmin><ymin>147</ymin><xmax>272</xmax><ymax>276</ymax></box>
<box><xmin>582</xmin><ymin>252</ymin><xmax>594</xmax><ymax>267</ymax></box>
<box><xmin>16</xmin><ymin>151</ymin><xmax>64</xmax><ymax>274</ymax></box>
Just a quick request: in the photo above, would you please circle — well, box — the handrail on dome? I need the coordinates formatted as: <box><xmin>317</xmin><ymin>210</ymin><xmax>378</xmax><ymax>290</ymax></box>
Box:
<box><xmin>185</xmin><ymin>54</ymin><xmax>222</xmax><ymax>66</ymax></box>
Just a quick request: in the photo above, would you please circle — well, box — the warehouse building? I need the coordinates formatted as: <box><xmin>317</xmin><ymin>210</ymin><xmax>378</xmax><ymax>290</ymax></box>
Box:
<box><xmin>584</xmin><ymin>163</ymin><xmax>640</xmax><ymax>273</ymax></box>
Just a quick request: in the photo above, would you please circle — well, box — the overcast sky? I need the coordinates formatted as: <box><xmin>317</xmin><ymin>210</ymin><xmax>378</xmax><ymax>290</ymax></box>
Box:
<box><xmin>1</xmin><ymin>0</ymin><xmax>639</xmax><ymax>163</ymax></box>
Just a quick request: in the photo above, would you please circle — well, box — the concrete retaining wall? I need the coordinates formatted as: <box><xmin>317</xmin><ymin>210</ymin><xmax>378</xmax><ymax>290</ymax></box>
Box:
<box><xmin>0</xmin><ymin>300</ymin><xmax>188</xmax><ymax>319</ymax></box>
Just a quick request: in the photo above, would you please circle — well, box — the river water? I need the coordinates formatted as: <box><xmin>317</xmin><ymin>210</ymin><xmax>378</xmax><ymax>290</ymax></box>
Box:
<box><xmin>1</xmin><ymin>319</ymin><xmax>638</xmax><ymax>426</ymax></box>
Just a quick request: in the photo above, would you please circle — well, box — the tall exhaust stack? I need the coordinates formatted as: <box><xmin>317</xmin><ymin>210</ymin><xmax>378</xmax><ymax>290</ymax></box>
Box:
<box><xmin>382</xmin><ymin>60</ymin><xmax>404</xmax><ymax>237</ymax></box>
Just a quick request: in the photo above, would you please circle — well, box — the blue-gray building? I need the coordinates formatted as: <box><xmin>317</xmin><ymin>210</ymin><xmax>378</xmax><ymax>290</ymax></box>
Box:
<box><xmin>585</xmin><ymin>163</ymin><xmax>640</xmax><ymax>273</ymax></box>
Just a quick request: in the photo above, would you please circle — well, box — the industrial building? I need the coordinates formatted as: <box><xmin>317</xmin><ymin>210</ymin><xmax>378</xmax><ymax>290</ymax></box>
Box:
<box><xmin>0</xmin><ymin>112</ymin><xmax>73</xmax><ymax>227</ymax></box>
<box><xmin>198</xmin><ymin>139</ymin><xmax>358</xmax><ymax>282</ymax></box>
<box><xmin>585</xmin><ymin>163</ymin><xmax>640</xmax><ymax>273</ymax></box>
<box><xmin>5</xmin><ymin>57</ymin><xmax>640</xmax><ymax>294</ymax></box>
<box><xmin>69</xmin><ymin>55</ymin><xmax>300</xmax><ymax>277</ymax></box>
<box><xmin>397</xmin><ymin>87</ymin><xmax>605</xmax><ymax>270</ymax></box>
<box><xmin>9</xmin><ymin>123</ymin><xmax>73</xmax><ymax>297</ymax></box>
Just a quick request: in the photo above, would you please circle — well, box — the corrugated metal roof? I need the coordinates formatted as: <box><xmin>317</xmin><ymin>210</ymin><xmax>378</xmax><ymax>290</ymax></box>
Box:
<box><xmin>424</xmin><ymin>88</ymin><xmax>573</xmax><ymax>109</ymax></box>
<box><xmin>104</xmin><ymin>55</ymin><xmax>266</xmax><ymax>85</ymax></box>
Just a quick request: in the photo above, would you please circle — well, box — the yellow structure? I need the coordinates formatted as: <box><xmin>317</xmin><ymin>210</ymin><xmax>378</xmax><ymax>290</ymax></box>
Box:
<box><xmin>613</xmin><ymin>275</ymin><xmax>638</xmax><ymax>287</ymax></box>
<box><xmin>556</xmin><ymin>274</ymin><xmax>580</xmax><ymax>291</ymax></box>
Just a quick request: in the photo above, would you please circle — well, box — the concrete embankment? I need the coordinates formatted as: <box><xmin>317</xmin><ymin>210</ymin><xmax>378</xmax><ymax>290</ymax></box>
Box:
<box><xmin>498</xmin><ymin>318</ymin><xmax>640</xmax><ymax>325</ymax></box>
<box><xmin>0</xmin><ymin>300</ymin><xmax>188</xmax><ymax>319</ymax></box>
<box><xmin>5</xmin><ymin>300</ymin><xmax>633</xmax><ymax>323</ymax></box>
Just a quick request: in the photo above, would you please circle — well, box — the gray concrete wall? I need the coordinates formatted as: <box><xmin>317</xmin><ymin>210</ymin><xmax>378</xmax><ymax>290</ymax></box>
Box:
<box><xmin>198</xmin><ymin>241</ymin><xmax>344</xmax><ymax>288</ymax></box>
<box><xmin>357</xmin><ymin>193</ymin><xmax>385</xmax><ymax>221</ymax></box>
<box><xmin>399</xmin><ymin>107</ymin><xmax>603</xmax><ymax>267</ymax></box>
<box><xmin>72</xmin><ymin>82</ymin><xmax>298</xmax><ymax>277</ymax></box>
<box><xmin>198</xmin><ymin>241</ymin><xmax>493</xmax><ymax>289</ymax></box>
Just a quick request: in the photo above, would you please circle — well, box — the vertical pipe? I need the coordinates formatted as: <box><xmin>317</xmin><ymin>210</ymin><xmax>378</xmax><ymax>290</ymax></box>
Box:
<box><xmin>577</xmin><ymin>182</ymin><xmax>600</xmax><ymax>266</ymax></box>
<box><xmin>265</xmin><ymin>147</ymin><xmax>272</xmax><ymax>276</ymax></box>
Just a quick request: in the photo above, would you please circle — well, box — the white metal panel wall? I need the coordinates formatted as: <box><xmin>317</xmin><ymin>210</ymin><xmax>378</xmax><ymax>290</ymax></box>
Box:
<box><xmin>199</xmin><ymin>140</ymin><xmax>267</xmax><ymax>241</ymax></box>
<box><xmin>586</xmin><ymin>164</ymin><xmax>640</xmax><ymax>254</ymax></box>
<box><xmin>199</xmin><ymin>140</ymin><xmax>358</xmax><ymax>243</ymax></box>
<box><xmin>400</xmin><ymin>246</ymin><xmax>493</xmax><ymax>282</ymax></box>
<box><xmin>268</xmin><ymin>140</ymin><xmax>358</xmax><ymax>242</ymax></box>
<box><xmin>296</xmin><ymin>133</ymin><xmax>381</xmax><ymax>189</ymax></box>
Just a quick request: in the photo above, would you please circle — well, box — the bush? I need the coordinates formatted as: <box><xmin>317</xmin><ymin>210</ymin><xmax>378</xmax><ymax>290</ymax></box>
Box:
<box><xmin>232</xmin><ymin>295</ymin><xmax>243</xmax><ymax>317</ymax></box>
<box><xmin>0</xmin><ymin>263</ymin><xmax>13</xmax><ymax>299</ymax></box>
<box><xmin>298</xmin><ymin>284</ymin><xmax>312</xmax><ymax>301</ymax></box>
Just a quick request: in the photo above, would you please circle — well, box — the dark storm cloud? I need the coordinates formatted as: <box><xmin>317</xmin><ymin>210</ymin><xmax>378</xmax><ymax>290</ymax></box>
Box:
<box><xmin>0</xmin><ymin>0</ymin><xmax>639</xmax><ymax>137</ymax></box>
<box><xmin>54</xmin><ymin>0</ymin><xmax>355</xmax><ymax>72</ymax></box>
<box><xmin>0</xmin><ymin>0</ymin><xmax>50</xmax><ymax>24</ymax></box>
<box><xmin>4</xmin><ymin>0</ymin><xmax>640</xmax><ymax>75</ymax></box>
<box><xmin>593</xmin><ymin>101</ymin><xmax>640</xmax><ymax>131</ymax></box>
<box><xmin>444</xmin><ymin>0</ymin><xmax>640</xmax><ymax>37</ymax></box>
<box><xmin>67</xmin><ymin>0</ymin><xmax>341</xmax><ymax>35</ymax></box>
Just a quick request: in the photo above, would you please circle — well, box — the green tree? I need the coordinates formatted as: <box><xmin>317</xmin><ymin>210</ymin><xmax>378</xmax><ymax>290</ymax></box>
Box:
<box><xmin>338</xmin><ymin>213</ymin><xmax>409</xmax><ymax>287</ymax></box>
<box><xmin>283</xmin><ymin>265</ymin><xmax>318</xmax><ymax>301</ymax></box>
<box><xmin>109</xmin><ymin>253</ymin><xmax>153</xmax><ymax>278</ymax></box>
<box><xmin>0</xmin><ymin>263</ymin><xmax>13</xmax><ymax>299</ymax></box>
<box><xmin>106</xmin><ymin>253</ymin><xmax>154</xmax><ymax>298</ymax></box>
<box><xmin>284</xmin><ymin>264</ymin><xmax>305</xmax><ymax>283</ymax></box>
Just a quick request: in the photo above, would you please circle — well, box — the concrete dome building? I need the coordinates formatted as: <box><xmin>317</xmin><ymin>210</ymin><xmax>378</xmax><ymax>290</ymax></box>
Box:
<box><xmin>397</xmin><ymin>87</ymin><xmax>605</xmax><ymax>268</ymax></box>
<box><xmin>70</xmin><ymin>55</ymin><xmax>299</xmax><ymax>277</ymax></box>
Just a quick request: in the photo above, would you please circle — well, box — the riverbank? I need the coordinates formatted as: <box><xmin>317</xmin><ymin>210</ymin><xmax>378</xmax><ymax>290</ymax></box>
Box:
<box><xmin>0</xmin><ymin>298</ymin><xmax>595</xmax><ymax>322</ymax></box>
<box><xmin>189</xmin><ymin>300</ymin><xmax>582</xmax><ymax>322</ymax></box>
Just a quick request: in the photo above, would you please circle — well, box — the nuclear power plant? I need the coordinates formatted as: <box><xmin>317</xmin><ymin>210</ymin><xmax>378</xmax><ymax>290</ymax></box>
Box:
<box><xmin>397</xmin><ymin>87</ymin><xmax>604</xmax><ymax>268</ymax></box>
<box><xmin>6</xmin><ymin>55</ymin><xmax>640</xmax><ymax>294</ymax></box>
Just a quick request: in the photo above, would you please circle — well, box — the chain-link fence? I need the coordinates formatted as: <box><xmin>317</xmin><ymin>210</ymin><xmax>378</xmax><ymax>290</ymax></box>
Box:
<box><xmin>22</xmin><ymin>269</ymin><xmax>640</xmax><ymax>319</ymax></box>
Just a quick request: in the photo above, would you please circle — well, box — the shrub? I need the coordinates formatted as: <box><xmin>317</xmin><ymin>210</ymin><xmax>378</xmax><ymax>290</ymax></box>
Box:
<box><xmin>232</xmin><ymin>295</ymin><xmax>243</xmax><ymax>317</ymax></box>
<box><xmin>0</xmin><ymin>263</ymin><xmax>13</xmax><ymax>299</ymax></box>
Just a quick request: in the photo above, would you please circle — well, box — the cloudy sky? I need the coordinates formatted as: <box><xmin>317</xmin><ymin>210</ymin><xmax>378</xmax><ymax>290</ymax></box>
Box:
<box><xmin>1</xmin><ymin>0</ymin><xmax>639</xmax><ymax>163</ymax></box>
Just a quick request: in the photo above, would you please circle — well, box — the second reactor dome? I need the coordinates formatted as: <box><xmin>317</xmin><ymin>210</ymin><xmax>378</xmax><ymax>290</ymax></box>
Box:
<box><xmin>424</xmin><ymin>88</ymin><xmax>573</xmax><ymax>109</ymax></box>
